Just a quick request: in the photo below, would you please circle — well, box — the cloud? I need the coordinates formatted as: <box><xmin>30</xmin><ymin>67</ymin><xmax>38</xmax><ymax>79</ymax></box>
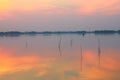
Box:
<box><xmin>74</xmin><ymin>0</ymin><xmax>120</xmax><ymax>15</ymax></box>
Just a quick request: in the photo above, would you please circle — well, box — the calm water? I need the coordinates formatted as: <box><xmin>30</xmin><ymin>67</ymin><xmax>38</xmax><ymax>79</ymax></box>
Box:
<box><xmin>0</xmin><ymin>34</ymin><xmax>120</xmax><ymax>80</ymax></box>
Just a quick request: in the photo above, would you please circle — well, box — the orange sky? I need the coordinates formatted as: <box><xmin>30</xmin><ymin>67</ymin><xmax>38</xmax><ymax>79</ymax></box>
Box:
<box><xmin>0</xmin><ymin>0</ymin><xmax>120</xmax><ymax>20</ymax></box>
<box><xmin>0</xmin><ymin>0</ymin><xmax>120</xmax><ymax>31</ymax></box>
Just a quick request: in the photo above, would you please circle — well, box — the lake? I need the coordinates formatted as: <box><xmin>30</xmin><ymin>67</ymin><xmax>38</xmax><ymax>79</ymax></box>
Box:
<box><xmin>0</xmin><ymin>34</ymin><xmax>120</xmax><ymax>80</ymax></box>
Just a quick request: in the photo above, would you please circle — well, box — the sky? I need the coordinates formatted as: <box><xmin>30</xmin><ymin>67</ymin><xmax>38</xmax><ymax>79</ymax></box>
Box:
<box><xmin>0</xmin><ymin>0</ymin><xmax>120</xmax><ymax>31</ymax></box>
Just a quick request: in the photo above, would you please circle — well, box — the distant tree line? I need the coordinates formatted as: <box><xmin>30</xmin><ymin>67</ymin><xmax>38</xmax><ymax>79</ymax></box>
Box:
<box><xmin>118</xmin><ymin>30</ymin><xmax>120</xmax><ymax>33</ymax></box>
<box><xmin>93</xmin><ymin>30</ymin><xmax>117</xmax><ymax>34</ymax></box>
<box><xmin>0</xmin><ymin>30</ymin><xmax>120</xmax><ymax>37</ymax></box>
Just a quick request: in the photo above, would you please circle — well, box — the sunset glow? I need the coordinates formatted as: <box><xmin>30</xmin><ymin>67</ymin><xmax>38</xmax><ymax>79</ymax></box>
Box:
<box><xmin>0</xmin><ymin>0</ymin><xmax>120</xmax><ymax>79</ymax></box>
<box><xmin>0</xmin><ymin>45</ymin><xmax>120</xmax><ymax>80</ymax></box>
<box><xmin>0</xmin><ymin>0</ymin><xmax>120</xmax><ymax>20</ymax></box>
<box><xmin>0</xmin><ymin>0</ymin><xmax>120</xmax><ymax>31</ymax></box>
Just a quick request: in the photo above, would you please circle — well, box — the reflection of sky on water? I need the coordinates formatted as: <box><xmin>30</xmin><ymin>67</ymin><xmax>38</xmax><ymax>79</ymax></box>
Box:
<box><xmin>0</xmin><ymin>34</ymin><xmax>120</xmax><ymax>80</ymax></box>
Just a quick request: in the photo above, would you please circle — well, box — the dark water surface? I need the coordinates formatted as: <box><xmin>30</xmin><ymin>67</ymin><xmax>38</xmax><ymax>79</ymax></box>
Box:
<box><xmin>0</xmin><ymin>34</ymin><xmax>120</xmax><ymax>80</ymax></box>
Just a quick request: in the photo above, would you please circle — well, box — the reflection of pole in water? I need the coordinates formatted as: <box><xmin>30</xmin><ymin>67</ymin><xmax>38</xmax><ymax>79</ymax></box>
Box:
<box><xmin>26</xmin><ymin>41</ymin><xmax>28</xmax><ymax>48</ymax></box>
<box><xmin>80</xmin><ymin>44</ymin><xmax>83</xmax><ymax>71</ymax></box>
<box><xmin>21</xmin><ymin>41</ymin><xmax>28</xmax><ymax>54</ymax></box>
<box><xmin>58</xmin><ymin>36</ymin><xmax>62</xmax><ymax>56</ymax></box>
<box><xmin>98</xmin><ymin>39</ymin><xmax>101</xmax><ymax>65</ymax></box>
<box><xmin>70</xmin><ymin>39</ymin><xmax>73</xmax><ymax>47</ymax></box>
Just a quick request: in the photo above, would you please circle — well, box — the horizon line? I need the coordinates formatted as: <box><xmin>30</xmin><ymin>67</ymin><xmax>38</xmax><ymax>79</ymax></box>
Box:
<box><xmin>0</xmin><ymin>29</ymin><xmax>120</xmax><ymax>32</ymax></box>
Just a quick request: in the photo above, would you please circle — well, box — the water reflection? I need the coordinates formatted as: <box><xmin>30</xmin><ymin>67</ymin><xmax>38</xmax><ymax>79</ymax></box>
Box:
<box><xmin>80</xmin><ymin>43</ymin><xmax>83</xmax><ymax>72</ymax></box>
<box><xmin>0</xmin><ymin>34</ymin><xmax>120</xmax><ymax>80</ymax></box>
<box><xmin>98</xmin><ymin>39</ymin><xmax>101</xmax><ymax>65</ymax></box>
<box><xmin>58</xmin><ymin>36</ymin><xmax>62</xmax><ymax>56</ymax></box>
<box><xmin>70</xmin><ymin>39</ymin><xmax>73</xmax><ymax>47</ymax></box>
